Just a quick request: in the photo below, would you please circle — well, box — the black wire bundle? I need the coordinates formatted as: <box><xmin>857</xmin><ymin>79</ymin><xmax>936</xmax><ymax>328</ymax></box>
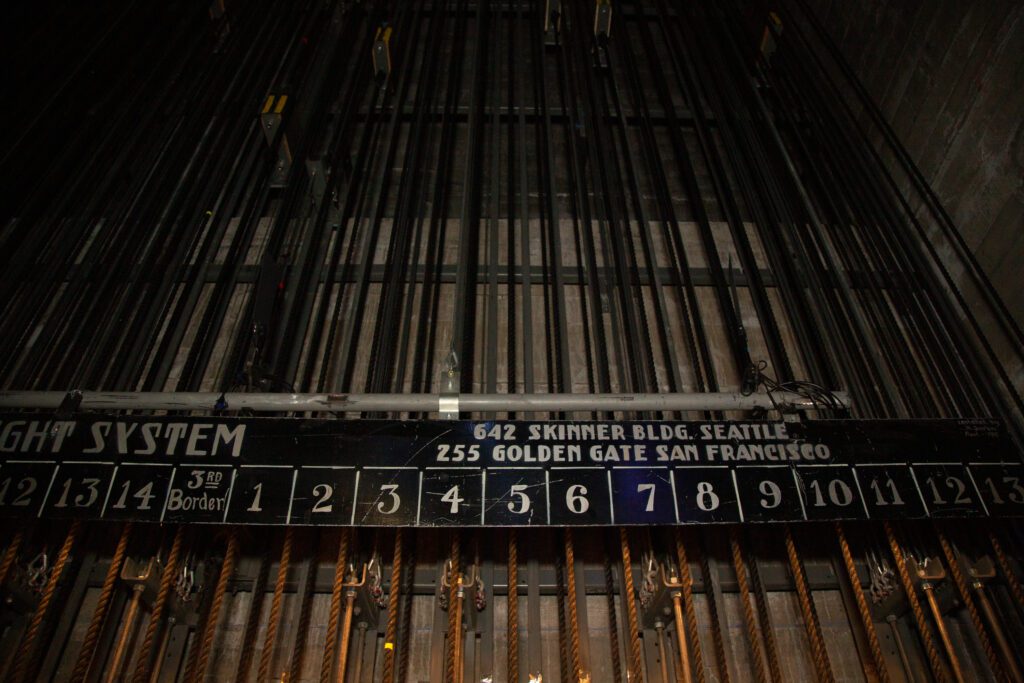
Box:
<box><xmin>745</xmin><ymin>359</ymin><xmax>848</xmax><ymax>415</ymax></box>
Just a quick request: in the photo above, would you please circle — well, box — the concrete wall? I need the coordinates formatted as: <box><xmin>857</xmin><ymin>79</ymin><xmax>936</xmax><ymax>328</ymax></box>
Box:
<box><xmin>802</xmin><ymin>0</ymin><xmax>1024</xmax><ymax>327</ymax></box>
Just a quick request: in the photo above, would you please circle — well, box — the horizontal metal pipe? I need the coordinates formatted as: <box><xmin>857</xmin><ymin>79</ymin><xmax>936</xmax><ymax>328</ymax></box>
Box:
<box><xmin>0</xmin><ymin>390</ymin><xmax>848</xmax><ymax>414</ymax></box>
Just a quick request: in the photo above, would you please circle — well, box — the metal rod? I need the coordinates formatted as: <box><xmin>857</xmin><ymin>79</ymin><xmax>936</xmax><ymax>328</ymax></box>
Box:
<box><xmin>453</xmin><ymin>577</ymin><xmax>465</xmax><ymax>683</ymax></box>
<box><xmin>671</xmin><ymin>589</ymin><xmax>693</xmax><ymax>683</ymax></box>
<box><xmin>922</xmin><ymin>583</ymin><xmax>965</xmax><ymax>683</ymax></box>
<box><xmin>336</xmin><ymin>590</ymin><xmax>356</xmax><ymax>683</ymax></box>
<box><xmin>148</xmin><ymin>616</ymin><xmax>175</xmax><ymax>683</ymax></box>
<box><xmin>973</xmin><ymin>582</ymin><xmax>1024</xmax><ymax>681</ymax></box>
<box><xmin>656</xmin><ymin>622</ymin><xmax>671</xmax><ymax>683</ymax></box>
<box><xmin>886</xmin><ymin>615</ymin><xmax>916</xmax><ymax>683</ymax></box>
<box><xmin>104</xmin><ymin>586</ymin><xmax>142</xmax><ymax>683</ymax></box>
<box><xmin>0</xmin><ymin>390</ymin><xmax>849</xmax><ymax>413</ymax></box>
<box><xmin>350</xmin><ymin>624</ymin><xmax>368</xmax><ymax>683</ymax></box>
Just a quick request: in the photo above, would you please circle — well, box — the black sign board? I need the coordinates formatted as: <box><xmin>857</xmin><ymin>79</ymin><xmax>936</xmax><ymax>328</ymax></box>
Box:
<box><xmin>0</xmin><ymin>413</ymin><xmax>1018</xmax><ymax>526</ymax></box>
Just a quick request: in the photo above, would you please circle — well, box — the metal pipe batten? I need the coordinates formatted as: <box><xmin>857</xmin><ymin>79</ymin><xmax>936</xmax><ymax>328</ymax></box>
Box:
<box><xmin>0</xmin><ymin>391</ymin><xmax>848</xmax><ymax>413</ymax></box>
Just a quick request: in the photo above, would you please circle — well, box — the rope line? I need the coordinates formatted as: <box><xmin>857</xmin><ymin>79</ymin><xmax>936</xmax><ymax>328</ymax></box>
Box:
<box><xmin>446</xmin><ymin>531</ymin><xmax>461</xmax><ymax>683</ymax></box>
<box><xmin>566</xmin><ymin>528</ymin><xmax>583</xmax><ymax>680</ymax></box>
<box><xmin>730</xmin><ymin>527</ymin><xmax>769</xmax><ymax>683</ymax></box>
<box><xmin>884</xmin><ymin>522</ymin><xmax>947</xmax><ymax>683</ymax></box>
<box><xmin>556</xmin><ymin>550</ymin><xmax>570</xmax><ymax>683</ymax></box>
<box><xmin>603</xmin><ymin>540</ymin><xmax>624</xmax><ymax>683</ymax></box>
<box><xmin>744</xmin><ymin>530</ymin><xmax>781</xmax><ymax>683</ymax></box>
<box><xmin>936</xmin><ymin>528</ymin><xmax>1003</xmax><ymax>679</ymax></box>
<box><xmin>989</xmin><ymin>529</ymin><xmax>1024</xmax><ymax>609</ymax></box>
<box><xmin>10</xmin><ymin>519</ymin><xmax>81</xmax><ymax>683</ymax></box>
<box><xmin>0</xmin><ymin>529</ymin><xmax>24</xmax><ymax>586</ymax></box>
<box><xmin>70</xmin><ymin>522</ymin><xmax>133</xmax><ymax>683</ymax></box>
<box><xmin>238</xmin><ymin>542</ymin><xmax>271</xmax><ymax>683</ymax></box>
<box><xmin>674</xmin><ymin>528</ymin><xmax>705</xmax><ymax>683</ymax></box>
<box><xmin>289</xmin><ymin>533</ymin><xmax>319</xmax><ymax>682</ymax></box>
<box><xmin>382</xmin><ymin>528</ymin><xmax>404</xmax><ymax>683</ymax></box>
<box><xmin>784</xmin><ymin>526</ymin><xmax>834</xmax><ymax>683</ymax></box>
<box><xmin>697</xmin><ymin>538</ymin><xmax>730</xmax><ymax>683</ymax></box>
<box><xmin>508</xmin><ymin>529</ymin><xmax>519</xmax><ymax>683</ymax></box>
<box><xmin>620</xmin><ymin>527</ymin><xmax>645</xmax><ymax>683</ymax></box>
<box><xmin>131</xmin><ymin>524</ymin><xmax>184</xmax><ymax>683</ymax></box>
<box><xmin>195</xmin><ymin>529</ymin><xmax>239</xmax><ymax>681</ymax></box>
<box><xmin>320</xmin><ymin>529</ymin><xmax>351</xmax><ymax>683</ymax></box>
<box><xmin>258</xmin><ymin>527</ymin><xmax>293</xmax><ymax>683</ymax></box>
<box><xmin>835</xmin><ymin>523</ymin><xmax>890</xmax><ymax>683</ymax></box>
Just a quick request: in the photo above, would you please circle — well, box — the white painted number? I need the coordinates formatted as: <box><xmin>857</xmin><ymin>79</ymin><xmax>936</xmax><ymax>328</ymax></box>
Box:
<box><xmin>473</xmin><ymin>424</ymin><xmax>516</xmax><ymax>440</ymax></box>
<box><xmin>436</xmin><ymin>444</ymin><xmax>481</xmax><ymax>462</ymax></box>
<box><xmin>55</xmin><ymin>477</ymin><xmax>101</xmax><ymax>508</ymax></box>
<box><xmin>54</xmin><ymin>479</ymin><xmax>73</xmax><ymax>508</ymax></box>
<box><xmin>808</xmin><ymin>478</ymin><xmax>853</xmax><ymax>507</ymax></box>
<box><xmin>377</xmin><ymin>484</ymin><xmax>401</xmax><ymax>514</ymax></box>
<box><xmin>507</xmin><ymin>484</ymin><xmax>531</xmax><ymax>514</ymax></box>
<box><xmin>637</xmin><ymin>483</ymin><xmax>656</xmax><ymax>512</ymax></box>
<box><xmin>696</xmin><ymin>481</ymin><xmax>720</xmax><ymax>511</ymax></box>
<box><xmin>983</xmin><ymin>476</ymin><xmax>1024</xmax><ymax>505</ymax></box>
<box><xmin>312</xmin><ymin>484</ymin><xmax>334</xmax><ymax>513</ymax></box>
<box><xmin>758</xmin><ymin>480</ymin><xmax>782</xmax><ymax>509</ymax></box>
<box><xmin>869</xmin><ymin>476</ymin><xmax>904</xmax><ymax>506</ymax></box>
<box><xmin>441</xmin><ymin>485</ymin><xmax>464</xmax><ymax>514</ymax></box>
<box><xmin>0</xmin><ymin>478</ymin><xmax>40</xmax><ymax>507</ymax></box>
<box><xmin>112</xmin><ymin>480</ymin><xmax>156</xmax><ymax>511</ymax></box>
<box><xmin>8</xmin><ymin>478</ymin><xmax>37</xmax><ymax>507</ymax></box>
<box><xmin>566</xmin><ymin>485</ymin><xmax>590</xmax><ymax>514</ymax></box>
<box><xmin>247</xmin><ymin>482</ymin><xmax>264</xmax><ymax>513</ymax></box>
<box><xmin>925</xmin><ymin>476</ymin><xmax>971</xmax><ymax>506</ymax></box>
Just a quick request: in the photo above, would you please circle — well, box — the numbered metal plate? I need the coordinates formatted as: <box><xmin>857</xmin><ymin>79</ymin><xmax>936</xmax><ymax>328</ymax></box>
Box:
<box><xmin>0</xmin><ymin>413</ymin><xmax>1019</xmax><ymax>526</ymax></box>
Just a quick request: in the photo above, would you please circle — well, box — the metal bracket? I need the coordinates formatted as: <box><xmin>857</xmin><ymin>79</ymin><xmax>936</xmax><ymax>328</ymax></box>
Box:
<box><xmin>910</xmin><ymin>556</ymin><xmax>946</xmax><ymax>586</ymax></box>
<box><xmin>962</xmin><ymin>555</ymin><xmax>996</xmax><ymax>586</ymax></box>
<box><xmin>56</xmin><ymin>390</ymin><xmax>82</xmax><ymax>417</ymax></box>
<box><xmin>373</xmin><ymin>25</ymin><xmax>392</xmax><ymax>85</ymax></box>
<box><xmin>346</xmin><ymin>557</ymin><xmax>386</xmax><ymax>628</ymax></box>
<box><xmin>760</xmin><ymin>12</ymin><xmax>783</xmax><ymax>63</ymax></box>
<box><xmin>638</xmin><ymin>555</ymin><xmax>677</xmax><ymax>629</ymax></box>
<box><xmin>907</xmin><ymin>555</ymin><xmax>956</xmax><ymax>616</ymax></box>
<box><xmin>437</xmin><ymin>561</ymin><xmax>486</xmax><ymax>631</ymax></box>
<box><xmin>260</xmin><ymin>94</ymin><xmax>292</xmax><ymax>187</ymax></box>
<box><xmin>50</xmin><ymin>389</ymin><xmax>83</xmax><ymax>442</ymax></box>
<box><xmin>440</xmin><ymin>348</ymin><xmax>460</xmax><ymax>419</ymax></box>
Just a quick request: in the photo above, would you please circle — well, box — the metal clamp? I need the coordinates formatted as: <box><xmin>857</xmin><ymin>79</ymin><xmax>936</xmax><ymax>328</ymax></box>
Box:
<box><xmin>26</xmin><ymin>550</ymin><xmax>50</xmax><ymax>592</ymax></box>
